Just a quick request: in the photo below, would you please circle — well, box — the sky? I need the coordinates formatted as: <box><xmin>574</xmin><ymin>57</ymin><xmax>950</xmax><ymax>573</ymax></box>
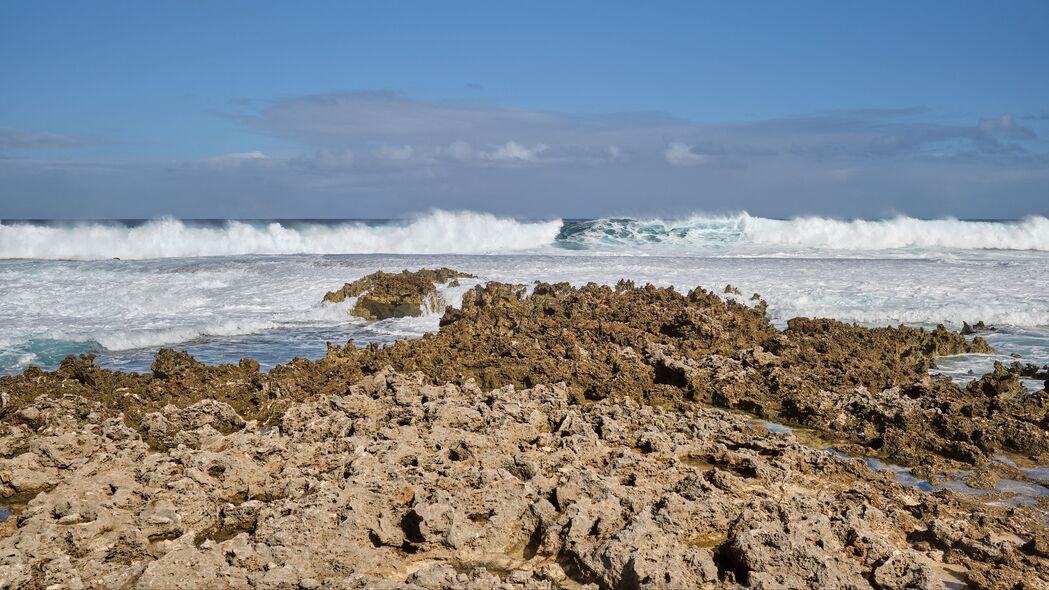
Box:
<box><xmin>1</xmin><ymin>1</ymin><xmax>1048</xmax><ymax>219</ymax></box>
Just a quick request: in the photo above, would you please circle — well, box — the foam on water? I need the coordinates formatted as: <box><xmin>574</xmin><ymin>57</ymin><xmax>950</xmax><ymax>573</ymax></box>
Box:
<box><xmin>4</xmin><ymin>211</ymin><xmax>1049</xmax><ymax>261</ymax></box>
<box><xmin>0</xmin><ymin>257</ymin><xmax>495</xmax><ymax>373</ymax></box>
<box><xmin>742</xmin><ymin>215</ymin><xmax>1049</xmax><ymax>251</ymax></box>
<box><xmin>0</xmin><ymin>252</ymin><xmax>1047</xmax><ymax>378</ymax></box>
<box><xmin>555</xmin><ymin>213</ymin><xmax>1049</xmax><ymax>254</ymax></box>
<box><xmin>0</xmin><ymin>211</ymin><xmax>563</xmax><ymax>260</ymax></box>
<box><xmin>0</xmin><ymin>212</ymin><xmax>1047</xmax><ymax>378</ymax></box>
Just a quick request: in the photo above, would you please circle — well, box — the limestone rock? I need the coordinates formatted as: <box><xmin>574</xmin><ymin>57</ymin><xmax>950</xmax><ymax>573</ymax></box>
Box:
<box><xmin>1</xmin><ymin>371</ymin><xmax>1045</xmax><ymax>588</ymax></box>
<box><xmin>323</xmin><ymin>268</ymin><xmax>476</xmax><ymax>320</ymax></box>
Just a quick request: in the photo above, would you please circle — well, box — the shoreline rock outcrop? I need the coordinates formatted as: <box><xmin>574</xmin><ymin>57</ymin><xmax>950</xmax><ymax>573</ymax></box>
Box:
<box><xmin>2</xmin><ymin>275</ymin><xmax>1039</xmax><ymax>474</ymax></box>
<box><xmin>323</xmin><ymin>268</ymin><xmax>476</xmax><ymax>320</ymax></box>
<box><xmin>2</xmin><ymin>370</ymin><xmax>1046</xmax><ymax>588</ymax></box>
<box><xmin>1</xmin><ymin>269</ymin><xmax>1047</xmax><ymax>588</ymax></box>
<box><xmin>324</xmin><ymin>280</ymin><xmax>1035</xmax><ymax>473</ymax></box>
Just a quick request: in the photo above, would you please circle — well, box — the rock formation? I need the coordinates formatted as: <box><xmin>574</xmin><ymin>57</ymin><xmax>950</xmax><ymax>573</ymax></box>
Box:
<box><xmin>323</xmin><ymin>268</ymin><xmax>476</xmax><ymax>320</ymax></box>
<box><xmin>1</xmin><ymin>270</ymin><xmax>1047</xmax><ymax>588</ymax></box>
<box><xmin>2</xmin><ymin>370</ymin><xmax>1046</xmax><ymax>588</ymax></box>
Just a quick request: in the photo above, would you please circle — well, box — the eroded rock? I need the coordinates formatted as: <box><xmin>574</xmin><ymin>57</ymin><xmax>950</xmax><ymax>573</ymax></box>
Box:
<box><xmin>2</xmin><ymin>277</ymin><xmax>1039</xmax><ymax>474</ymax></box>
<box><xmin>323</xmin><ymin>268</ymin><xmax>476</xmax><ymax>320</ymax></box>
<box><xmin>1</xmin><ymin>371</ymin><xmax>1046</xmax><ymax>588</ymax></box>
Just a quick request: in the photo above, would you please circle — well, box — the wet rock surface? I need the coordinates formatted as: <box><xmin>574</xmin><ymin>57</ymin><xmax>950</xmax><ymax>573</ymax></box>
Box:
<box><xmin>323</xmin><ymin>268</ymin><xmax>476</xmax><ymax>320</ymax></box>
<box><xmin>960</xmin><ymin>321</ymin><xmax>996</xmax><ymax>336</ymax></box>
<box><xmin>2</xmin><ymin>371</ymin><xmax>1046</xmax><ymax>589</ymax></box>
<box><xmin>1</xmin><ymin>270</ymin><xmax>1047</xmax><ymax>588</ymax></box>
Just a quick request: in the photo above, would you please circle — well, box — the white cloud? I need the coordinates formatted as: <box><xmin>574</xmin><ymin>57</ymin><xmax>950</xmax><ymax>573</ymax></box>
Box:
<box><xmin>201</xmin><ymin>151</ymin><xmax>273</xmax><ymax>167</ymax></box>
<box><xmin>664</xmin><ymin>142</ymin><xmax>706</xmax><ymax>166</ymax></box>
<box><xmin>212</xmin><ymin>150</ymin><xmax>271</xmax><ymax>161</ymax></box>
<box><xmin>979</xmin><ymin>112</ymin><xmax>1016</xmax><ymax>132</ymax></box>
<box><xmin>245</xmin><ymin>94</ymin><xmax>1038</xmax><ymax>167</ymax></box>
<box><xmin>9</xmin><ymin>95</ymin><xmax>1039</xmax><ymax>218</ymax></box>
<box><xmin>977</xmin><ymin>112</ymin><xmax>1035</xmax><ymax>141</ymax></box>
<box><xmin>378</xmin><ymin>144</ymin><xmax>415</xmax><ymax>160</ymax></box>
<box><xmin>443</xmin><ymin>140</ymin><xmax>475</xmax><ymax>161</ymax></box>
<box><xmin>483</xmin><ymin>141</ymin><xmax>548</xmax><ymax>162</ymax></box>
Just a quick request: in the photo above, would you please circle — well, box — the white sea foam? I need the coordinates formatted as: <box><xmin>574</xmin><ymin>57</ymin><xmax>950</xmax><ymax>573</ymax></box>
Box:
<box><xmin>0</xmin><ymin>211</ymin><xmax>563</xmax><ymax>260</ymax></box>
<box><xmin>742</xmin><ymin>215</ymin><xmax>1049</xmax><ymax>251</ymax></box>
<box><xmin>4</xmin><ymin>211</ymin><xmax>1049</xmax><ymax>260</ymax></box>
<box><xmin>91</xmin><ymin>319</ymin><xmax>283</xmax><ymax>351</ymax></box>
<box><xmin>0</xmin><ymin>231</ymin><xmax>1046</xmax><ymax>376</ymax></box>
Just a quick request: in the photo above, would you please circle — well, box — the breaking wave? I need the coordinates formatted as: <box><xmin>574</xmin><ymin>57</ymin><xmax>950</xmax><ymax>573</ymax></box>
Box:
<box><xmin>0</xmin><ymin>210</ymin><xmax>563</xmax><ymax>260</ymax></box>
<box><xmin>2</xmin><ymin>211</ymin><xmax>1048</xmax><ymax>260</ymax></box>
<box><xmin>556</xmin><ymin>214</ymin><xmax>1049</xmax><ymax>252</ymax></box>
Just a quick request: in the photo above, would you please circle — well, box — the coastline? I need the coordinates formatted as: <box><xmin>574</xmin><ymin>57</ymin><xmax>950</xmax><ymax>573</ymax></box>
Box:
<box><xmin>1</xmin><ymin>271</ymin><xmax>1047</xmax><ymax>588</ymax></box>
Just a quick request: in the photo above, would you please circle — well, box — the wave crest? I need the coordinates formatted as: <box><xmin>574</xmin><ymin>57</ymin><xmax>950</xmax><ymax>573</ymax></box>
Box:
<box><xmin>744</xmin><ymin>215</ymin><xmax>1049</xmax><ymax>251</ymax></box>
<box><xmin>4</xmin><ymin>211</ymin><xmax>1049</xmax><ymax>259</ymax></box>
<box><xmin>0</xmin><ymin>211</ymin><xmax>563</xmax><ymax>260</ymax></box>
<box><xmin>556</xmin><ymin>214</ymin><xmax>1049</xmax><ymax>252</ymax></box>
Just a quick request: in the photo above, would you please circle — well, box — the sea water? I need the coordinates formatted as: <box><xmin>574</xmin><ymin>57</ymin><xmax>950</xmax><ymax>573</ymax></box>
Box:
<box><xmin>1</xmin><ymin>211</ymin><xmax>1047</xmax><ymax>387</ymax></box>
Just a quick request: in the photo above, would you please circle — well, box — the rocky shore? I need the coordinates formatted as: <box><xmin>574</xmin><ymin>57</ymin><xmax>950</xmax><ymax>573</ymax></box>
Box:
<box><xmin>323</xmin><ymin>268</ymin><xmax>475</xmax><ymax>321</ymax></box>
<box><xmin>1</xmin><ymin>270</ymin><xmax>1047</xmax><ymax>589</ymax></box>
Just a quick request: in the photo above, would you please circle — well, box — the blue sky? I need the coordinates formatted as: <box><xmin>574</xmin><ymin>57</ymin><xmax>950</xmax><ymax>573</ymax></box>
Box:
<box><xmin>2</xmin><ymin>1</ymin><xmax>1047</xmax><ymax>218</ymax></box>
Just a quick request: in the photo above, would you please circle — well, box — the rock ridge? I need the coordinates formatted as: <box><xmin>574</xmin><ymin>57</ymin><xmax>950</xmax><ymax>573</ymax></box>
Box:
<box><xmin>323</xmin><ymin>268</ymin><xmax>476</xmax><ymax>320</ymax></box>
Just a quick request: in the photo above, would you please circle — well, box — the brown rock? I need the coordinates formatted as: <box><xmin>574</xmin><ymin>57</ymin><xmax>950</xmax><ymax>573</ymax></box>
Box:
<box><xmin>1</xmin><ymin>369</ymin><xmax>1047</xmax><ymax>588</ymax></box>
<box><xmin>3</xmin><ymin>275</ymin><xmax>1039</xmax><ymax>473</ymax></box>
<box><xmin>323</xmin><ymin>268</ymin><xmax>476</xmax><ymax>320</ymax></box>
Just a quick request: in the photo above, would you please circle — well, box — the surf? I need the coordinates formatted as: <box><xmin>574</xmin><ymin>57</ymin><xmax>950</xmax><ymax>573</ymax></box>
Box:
<box><xmin>555</xmin><ymin>213</ymin><xmax>1049</xmax><ymax>252</ymax></box>
<box><xmin>0</xmin><ymin>210</ymin><xmax>564</xmax><ymax>260</ymax></box>
<box><xmin>4</xmin><ymin>211</ymin><xmax>1049</xmax><ymax>260</ymax></box>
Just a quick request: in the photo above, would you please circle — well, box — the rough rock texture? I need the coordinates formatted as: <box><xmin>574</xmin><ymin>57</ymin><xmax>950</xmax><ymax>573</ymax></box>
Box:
<box><xmin>324</xmin><ymin>281</ymin><xmax>1038</xmax><ymax>473</ymax></box>
<box><xmin>961</xmin><ymin>321</ymin><xmax>995</xmax><ymax>336</ymax></box>
<box><xmin>2</xmin><ymin>279</ymin><xmax>1040</xmax><ymax>477</ymax></box>
<box><xmin>323</xmin><ymin>268</ymin><xmax>476</xmax><ymax>320</ymax></box>
<box><xmin>0</xmin><ymin>351</ymin><xmax>269</xmax><ymax>435</ymax></box>
<box><xmin>3</xmin><ymin>371</ymin><xmax>1046</xmax><ymax>589</ymax></box>
<box><xmin>0</xmin><ymin>273</ymin><xmax>1047</xmax><ymax>589</ymax></box>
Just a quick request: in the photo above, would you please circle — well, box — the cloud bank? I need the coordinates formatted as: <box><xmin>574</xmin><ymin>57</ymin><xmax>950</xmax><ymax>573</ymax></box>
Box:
<box><xmin>0</xmin><ymin>128</ymin><xmax>103</xmax><ymax>150</ymax></box>
<box><xmin>1</xmin><ymin>93</ymin><xmax>1047</xmax><ymax>218</ymax></box>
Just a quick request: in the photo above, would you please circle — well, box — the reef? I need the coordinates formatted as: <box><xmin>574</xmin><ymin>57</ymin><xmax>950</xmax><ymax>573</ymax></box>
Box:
<box><xmin>2</xmin><ymin>371</ymin><xmax>1047</xmax><ymax>589</ymax></box>
<box><xmin>961</xmin><ymin>321</ymin><xmax>996</xmax><ymax>336</ymax></box>
<box><xmin>325</xmin><ymin>281</ymin><xmax>1038</xmax><ymax>474</ymax></box>
<box><xmin>323</xmin><ymin>268</ymin><xmax>476</xmax><ymax>320</ymax></box>
<box><xmin>1</xmin><ymin>269</ymin><xmax>1047</xmax><ymax>589</ymax></box>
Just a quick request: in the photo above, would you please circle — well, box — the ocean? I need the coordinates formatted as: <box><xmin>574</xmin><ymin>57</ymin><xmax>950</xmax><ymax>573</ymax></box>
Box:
<box><xmin>2</xmin><ymin>210</ymin><xmax>1047</xmax><ymax>391</ymax></box>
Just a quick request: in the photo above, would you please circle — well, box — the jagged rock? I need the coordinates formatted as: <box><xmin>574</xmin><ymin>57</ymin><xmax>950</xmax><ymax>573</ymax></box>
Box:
<box><xmin>968</xmin><ymin>361</ymin><xmax>1026</xmax><ymax>397</ymax></box>
<box><xmin>3</xmin><ymin>277</ymin><xmax>1042</xmax><ymax>473</ymax></box>
<box><xmin>1017</xmin><ymin>362</ymin><xmax>1049</xmax><ymax>381</ymax></box>
<box><xmin>961</xmin><ymin>320</ymin><xmax>995</xmax><ymax>335</ymax></box>
<box><xmin>141</xmin><ymin>399</ymin><xmax>246</xmax><ymax>449</ymax></box>
<box><xmin>323</xmin><ymin>268</ymin><xmax>476</xmax><ymax>320</ymax></box>
<box><xmin>3</xmin><ymin>273</ymin><xmax>1049</xmax><ymax>588</ymax></box>
<box><xmin>717</xmin><ymin>501</ymin><xmax>869</xmax><ymax>589</ymax></box>
<box><xmin>870</xmin><ymin>552</ymin><xmax>944</xmax><ymax>590</ymax></box>
<box><xmin>1</xmin><ymin>370</ymin><xmax>1046</xmax><ymax>588</ymax></box>
<box><xmin>152</xmin><ymin>349</ymin><xmax>206</xmax><ymax>380</ymax></box>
